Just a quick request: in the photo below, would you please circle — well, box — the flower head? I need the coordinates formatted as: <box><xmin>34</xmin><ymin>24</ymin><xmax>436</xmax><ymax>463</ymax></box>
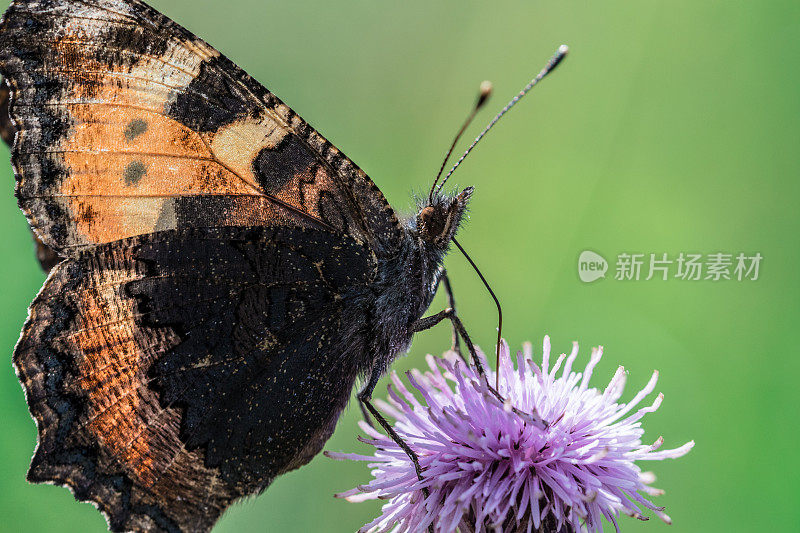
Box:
<box><xmin>329</xmin><ymin>338</ymin><xmax>694</xmax><ymax>533</ymax></box>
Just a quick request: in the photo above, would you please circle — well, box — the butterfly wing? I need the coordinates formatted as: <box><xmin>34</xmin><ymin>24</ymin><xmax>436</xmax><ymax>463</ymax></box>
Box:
<box><xmin>1</xmin><ymin>0</ymin><xmax>405</xmax><ymax>530</ymax></box>
<box><xmin>0</xmin><ymin>0</ymin><xmax>402</xmax><ymax>256</ymax></box>
<box><xmin>15</xmin><ymin>226</ymin><xmax>376</xmax><ymax>532</ymax></box>
<box><xmin>1</xmin><ymin>77</ymin><xmax>63</xmax><ymax>271</ymax></box>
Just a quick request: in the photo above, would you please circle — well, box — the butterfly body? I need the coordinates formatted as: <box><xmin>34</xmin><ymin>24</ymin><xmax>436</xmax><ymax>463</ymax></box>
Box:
<box><xmin>0</xmin><ymin>0</ymin><xmax>470</xmax><ymax>530</ymax></box>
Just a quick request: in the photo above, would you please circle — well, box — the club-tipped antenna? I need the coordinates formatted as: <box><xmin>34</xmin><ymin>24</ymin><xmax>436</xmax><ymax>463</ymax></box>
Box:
<box><xmin>428</xmin><ymin>81</ymin><xmax>493</xmax><ymax>203</ymax></box>
<box><xmin>434</xmin><ymin>44</ymin><xmax>569</xmax><ymax>198</ymax></box>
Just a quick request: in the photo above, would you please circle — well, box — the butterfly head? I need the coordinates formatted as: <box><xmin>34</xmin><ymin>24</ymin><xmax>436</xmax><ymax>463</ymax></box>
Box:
<box><xmin>416</xmin><ymin>187</ymin><xmax>473</xmax><ymax>249</ymax></box>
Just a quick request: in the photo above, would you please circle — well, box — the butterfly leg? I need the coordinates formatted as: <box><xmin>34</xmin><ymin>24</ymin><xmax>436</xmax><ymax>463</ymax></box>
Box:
<box><xmin>413</xmin><ymin>308</ymin><xmax>485</xmax><ymax>374</ymax></box>
<box><xmin>358</xmin><ymin>377</ymin><xmax>425</xmax><ymax>481</ymax></box>
<box><xmin>358</xmin><ymin>379</ymin><xmax>433</xmax><ymax>512</ymax></box>
<box><xmin>439</xmin><ymin>270</ymin><xmax>462</xmax><ymax>357</ymax></box>
<box><xmin>413</xmin><ymin>310</ymin><xmax>542</xmax><ymax>424</ymax></box>
<box><xmin>357</xmin><ymin>395</ymin><xmax>378</xmax><ymax>432</ymax></box>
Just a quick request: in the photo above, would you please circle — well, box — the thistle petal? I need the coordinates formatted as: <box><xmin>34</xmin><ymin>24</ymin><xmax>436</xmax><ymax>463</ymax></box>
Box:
<box><xmin>330</xmin><ymin>338</ymin><xmax>692</xmax><ymax>532</ymax></box>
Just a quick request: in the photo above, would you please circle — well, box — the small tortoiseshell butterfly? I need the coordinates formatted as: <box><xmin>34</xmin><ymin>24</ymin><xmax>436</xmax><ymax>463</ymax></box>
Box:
<box><xmin>0</xmin><ymin>0</ymin><xmax>566</xmax><ymax>531</ymax></box>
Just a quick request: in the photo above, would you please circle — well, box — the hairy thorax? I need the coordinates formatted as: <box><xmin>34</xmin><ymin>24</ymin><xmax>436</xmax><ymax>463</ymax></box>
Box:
<box><xmin>360</xmin><ymin>226</ymin><xmax>444</xmax><ymax>378</ymax></box>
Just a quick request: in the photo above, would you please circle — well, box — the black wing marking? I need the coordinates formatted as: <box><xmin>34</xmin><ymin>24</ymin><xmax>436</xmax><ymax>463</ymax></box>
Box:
<box><xmin>129</xmin><ymin>226</ymin><xmax>376</xmax><ymax>487</ymax></box>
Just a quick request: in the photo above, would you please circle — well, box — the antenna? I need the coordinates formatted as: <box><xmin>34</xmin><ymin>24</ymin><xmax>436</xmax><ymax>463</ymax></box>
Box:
<box><xmin>434</xmin><ymin>44</ymin><xmax>569</xmax><ymax>197</ymax></box>
<box><xmin>444</xmin><ymin>45</ymin><xmax>569</xmax><ymax>385</ymax></box>
<box><xmin>428</xmin><ymin>81</ymin><xmax>493</xmax><ymax>203</ymax></box>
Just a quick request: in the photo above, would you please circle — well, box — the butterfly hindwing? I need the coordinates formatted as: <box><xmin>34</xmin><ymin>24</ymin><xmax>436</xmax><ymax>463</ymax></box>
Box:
<box><xmin>15</xmin><ymin>238</ymin><xmax>230</xmax><ymax>532</ymax></box>
<box><xmin>15</xmin><ymin>226</ymin><xmax>377</xmax><ymax>531</ymax></box>
<box><xmin>129</xmin><ymin>226</ymin><xmax>376</xmax><ymax>486</ymax></box>
<box><xmin>0</xmin><ymin>0</ymin><xmax>402</xmax><ymax>255</ymax></box>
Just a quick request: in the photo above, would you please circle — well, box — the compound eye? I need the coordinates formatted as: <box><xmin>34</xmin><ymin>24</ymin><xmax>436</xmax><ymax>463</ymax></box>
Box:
<box><xmin>419</xmin><ymin>206</ymin><xmax>445</xmax><ymax>238</ymax></box>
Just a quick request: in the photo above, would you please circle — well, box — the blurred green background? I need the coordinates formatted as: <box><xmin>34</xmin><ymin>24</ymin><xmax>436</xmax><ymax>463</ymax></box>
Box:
<box><xmin>1</xmin><ymin>0</ymin><xmax>798</xmax><ymax>531</ymax></box>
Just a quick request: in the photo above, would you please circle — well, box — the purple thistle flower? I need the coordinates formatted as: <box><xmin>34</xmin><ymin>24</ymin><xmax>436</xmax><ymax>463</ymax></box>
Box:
<box><xmin>328</xmin><ymin>337</ymin><xmax>694</xmax><ymax>533</ymax></box>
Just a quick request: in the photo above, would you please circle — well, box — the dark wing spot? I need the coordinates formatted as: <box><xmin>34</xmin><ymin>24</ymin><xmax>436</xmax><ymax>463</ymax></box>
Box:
<box><xmin>123</xmin><ymin>160</ymin><xmax>147</xmax><ymax>186</ymax></box>
<box><xmin>123</xmin><ymin>119</ymin><xmax>148</xmax><ymax>141</ymax></box>
<box><xmin>253</xmin><ymin>135</ymin><xmax>317</xmax><ymax>195</ymax></box>
<box><xmin>167</xmin><ymin>56</ymin><xmax>253</xmax><ymax>132</ymax></box>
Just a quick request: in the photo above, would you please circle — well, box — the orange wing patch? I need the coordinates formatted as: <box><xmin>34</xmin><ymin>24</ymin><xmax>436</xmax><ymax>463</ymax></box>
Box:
<box><xmin>66</xmin><ymin>266</ymin><xmax>159</xmax><ymax>486</ymax></box>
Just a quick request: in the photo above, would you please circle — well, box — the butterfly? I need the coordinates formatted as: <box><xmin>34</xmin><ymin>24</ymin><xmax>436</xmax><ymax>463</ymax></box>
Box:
<box><xmin>0</xmin><ymin>0</ymin><xmax>566</xmax><ymax>531</ymax></box>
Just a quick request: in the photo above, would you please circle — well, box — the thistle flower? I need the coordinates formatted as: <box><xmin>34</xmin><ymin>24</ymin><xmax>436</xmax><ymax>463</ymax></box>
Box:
<box><xmin>328</xmin><ymin>337</ymin><xmax>694</xmax><ymax>533</ymax></box>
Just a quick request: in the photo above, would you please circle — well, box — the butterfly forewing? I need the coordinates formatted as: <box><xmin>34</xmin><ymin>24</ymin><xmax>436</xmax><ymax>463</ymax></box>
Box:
<box><xmin>0</xmin><ymin>0</ymin><xmax>401</xmax><ymax>255</ymax></box>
